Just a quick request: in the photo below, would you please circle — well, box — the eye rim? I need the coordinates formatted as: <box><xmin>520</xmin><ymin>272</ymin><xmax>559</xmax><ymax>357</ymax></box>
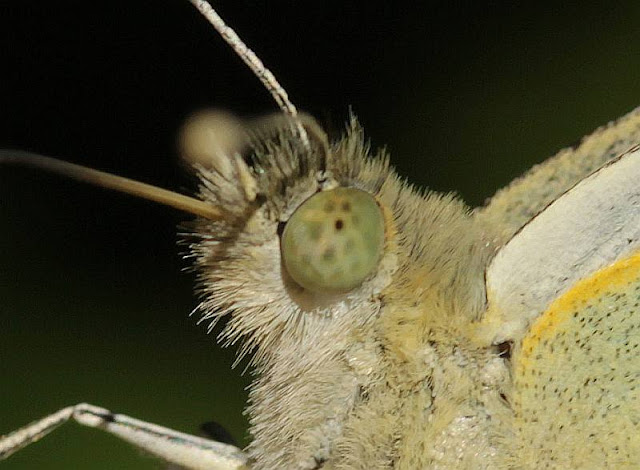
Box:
<box><xmin>280</xmin><ymin>186</ymin><xmax>385</xmax><ymax>294</ymax></box>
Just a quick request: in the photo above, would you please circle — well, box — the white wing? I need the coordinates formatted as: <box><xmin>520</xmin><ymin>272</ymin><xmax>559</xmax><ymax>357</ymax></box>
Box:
<box><xmin>482</xmin><ymin>145</ymin><xmax>640</xmax><ymax>343</ymax></box>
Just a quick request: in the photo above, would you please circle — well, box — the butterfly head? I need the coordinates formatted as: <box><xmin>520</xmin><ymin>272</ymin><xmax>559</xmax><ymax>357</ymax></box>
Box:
<box><xmin>180</xmin><ymin>111</ymin><xmax>399</xmax><ymax>365</ymax></box>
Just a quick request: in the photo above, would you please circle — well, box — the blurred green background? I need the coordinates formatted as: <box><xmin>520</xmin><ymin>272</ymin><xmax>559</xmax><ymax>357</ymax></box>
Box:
<box><xmin>1</xmin><ymin>1</ymin><xmax>640</xmax><ymax>468</ymax></box>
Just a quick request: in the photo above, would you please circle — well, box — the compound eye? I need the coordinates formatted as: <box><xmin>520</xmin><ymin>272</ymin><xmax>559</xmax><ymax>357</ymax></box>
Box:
<box><xmin>281</xmin><ymin>187</ymin><xmax>385</xmax><ymax>293</ymax></box>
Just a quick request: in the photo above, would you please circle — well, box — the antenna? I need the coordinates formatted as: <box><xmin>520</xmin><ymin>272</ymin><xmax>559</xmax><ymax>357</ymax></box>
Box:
<box><xmin>188</xmin><ymin>0</ymin><xmax>310</xmax><ymax>148</ymax></box>
<box><xmin>0</xmin><ymin>2</ymin><xmax>312</xmax><ymax>219</ymax></box>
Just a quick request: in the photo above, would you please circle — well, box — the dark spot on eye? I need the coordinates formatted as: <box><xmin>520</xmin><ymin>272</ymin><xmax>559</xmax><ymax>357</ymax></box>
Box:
<box><xmin>308</xmin><ymin>223</ymin><xmax>322</xmax><ymax>240</ymax></box>
<box><xmin>277</xmin><ymin>221</ymin><xmax>286</xmax><ymax>237</ymax></box>
<box><xmin>341</xmin><ymin>201</ymin><xmax>351</xmax><ymax>212</ymax></box>
<box><xmin>335</xmin><ymin>219</ymin><xmax>344</xmax><ymax>230</ymax></box>
<box><xmin>324</xmin><ymin>201</ymin><xmax>336</xmax><ymax>212</ymax></box>
<box><xmin>323</xmin><ymin>248</ymin><xmax>335</xmax><ymax>261</ymax></box>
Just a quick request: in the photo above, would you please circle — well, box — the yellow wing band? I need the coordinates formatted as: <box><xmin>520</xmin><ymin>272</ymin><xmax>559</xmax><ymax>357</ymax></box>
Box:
<box><xmin>511</xmin><ymin>250</ymin><xmax>640</xmax><ymax>469</ymax></box>
<box><xmin>519</xmin><ymin>250</ymin><xmax>640</xmax><ymax>367</ymax></box>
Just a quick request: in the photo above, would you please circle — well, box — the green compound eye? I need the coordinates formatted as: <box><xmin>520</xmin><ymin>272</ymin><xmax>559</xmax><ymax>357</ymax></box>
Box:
<box><xmin>281</xmin><ymin>187</ymin><xmax>385</xmax><ymax>293</ymax></box>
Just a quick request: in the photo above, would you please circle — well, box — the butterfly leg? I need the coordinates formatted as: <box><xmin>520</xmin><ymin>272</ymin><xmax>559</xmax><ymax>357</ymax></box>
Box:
<box><xmin>0</xmin><ymin>403</ymin><xmax>248</xmax><ymax>470</ymax></box>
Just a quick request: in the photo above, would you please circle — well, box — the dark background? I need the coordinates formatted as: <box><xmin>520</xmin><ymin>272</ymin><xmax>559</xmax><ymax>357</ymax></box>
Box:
<box><xmin>1</xmin><ymin>1</ymin><xmax>639</xmax><ymax>468</ymax></box>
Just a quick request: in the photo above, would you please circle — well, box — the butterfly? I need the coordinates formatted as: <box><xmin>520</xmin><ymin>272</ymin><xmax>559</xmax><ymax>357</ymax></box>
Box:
<box><xmin>1</xmin><ymin>0</ymin><xmax>640</xmax><ymax>470</ymax></box>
